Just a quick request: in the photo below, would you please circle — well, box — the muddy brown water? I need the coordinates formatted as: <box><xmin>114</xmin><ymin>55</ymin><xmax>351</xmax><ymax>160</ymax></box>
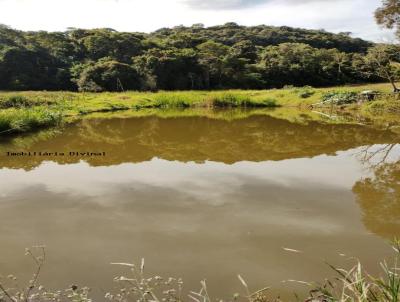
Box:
<box><xmin>0</xmin><ymin>111</ymin><xmax>399</xmax><ymax>300</ymax></box>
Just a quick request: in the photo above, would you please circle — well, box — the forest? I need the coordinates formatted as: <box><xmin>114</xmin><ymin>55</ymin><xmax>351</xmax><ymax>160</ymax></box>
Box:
<box><xmin>0</xmin><ymin>23</ymin><xmax>397</xmax><ymax>92</ymax></box>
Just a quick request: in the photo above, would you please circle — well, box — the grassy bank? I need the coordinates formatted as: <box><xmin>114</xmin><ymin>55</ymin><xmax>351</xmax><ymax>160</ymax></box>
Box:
<box><xmin>1</xmin><ymin>241</ymin><xmax>400</xmax><ymax>302</ymax></box>
<box><xmin>0</xmin><ymin>83</ymin><xmax>398</xmax><ymax>135</ymax></box>
<box><xmin>0</xmin><ymin>107</ymin><xmax>62</xmax><ymax>135</ymax></box>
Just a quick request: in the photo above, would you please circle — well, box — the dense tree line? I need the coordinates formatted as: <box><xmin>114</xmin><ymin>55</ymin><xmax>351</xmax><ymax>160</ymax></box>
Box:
<box><xmin>0</xmin><ymin>23</ymin><xmax>394</xmax><ymax>91</ymax></box>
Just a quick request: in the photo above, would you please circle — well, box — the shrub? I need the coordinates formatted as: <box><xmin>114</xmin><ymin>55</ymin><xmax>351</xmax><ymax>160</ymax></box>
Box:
<box><xmin>322</xmin><ymin>91</ymin><xmax>358</xmax><ymax>105</ymax></box>
<box><xmin>295</xmin><ymin>86</ymin><xmax>315</xmax><ymax>99</ymax></box>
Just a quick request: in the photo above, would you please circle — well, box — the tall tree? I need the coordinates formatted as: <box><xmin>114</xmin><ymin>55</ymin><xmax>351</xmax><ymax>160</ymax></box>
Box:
<box><xmin>0</xmin><ymin>24</ymin><xmax>385</xmax><ymax>91</ymax></box>
<box><xmin>197</xmin><ymin>41</ymin><xmax>229</xmax><ymax>88</ymax></box>
<box><xmin>133</xmin><ymin>48</ymin><xmax>201</xmax><ymax>90</ymax></box>
<box><xmin>76</xmin><ymin>58</ymin><xmax>142</xmax><ymax>92</ymax></box>
<box><xmin>375</xmin><ymin>0</ymin><xmax>400</xmax><ymax>38</ymax></box>
<box><xmin>362</xmin><ymin>44</ymin><xmax>400</xmax><ymax>92</ymax></box>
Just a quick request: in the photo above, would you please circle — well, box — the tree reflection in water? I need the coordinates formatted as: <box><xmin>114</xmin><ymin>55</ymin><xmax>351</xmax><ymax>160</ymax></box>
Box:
<box><xmin>353</xmin><ymin>144</ymin><xmax>400</xmax><ymax>239</ymax></box>
<box><xmin>1</xmin><ymin>113</ymin><xmax>400</xmax><ymax>240</ymax></box>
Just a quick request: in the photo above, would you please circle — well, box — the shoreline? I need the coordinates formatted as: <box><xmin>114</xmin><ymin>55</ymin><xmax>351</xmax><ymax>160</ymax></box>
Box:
<box><xmin>0</xmin><ymin>82</ymin><xmax>398</xmax><ymax>136</ymax></box>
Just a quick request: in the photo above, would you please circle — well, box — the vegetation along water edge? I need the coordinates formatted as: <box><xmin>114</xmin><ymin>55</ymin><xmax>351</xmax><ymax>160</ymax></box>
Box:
<box><xmin>1</xmin><ymin>240</ymin><xmax>400</xmax><ymax>302</ymax></box>
<box><xmin>0</xmin><ymin>82</ymin><xmax>398</xmax><ymax>136</ymax></box>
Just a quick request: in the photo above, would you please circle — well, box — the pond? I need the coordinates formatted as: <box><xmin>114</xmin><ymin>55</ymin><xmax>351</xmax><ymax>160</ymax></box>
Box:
<box><xmin>0</xmin><ymin>109</ymin><xmax>399</xmax><ymax>300</ymax></box>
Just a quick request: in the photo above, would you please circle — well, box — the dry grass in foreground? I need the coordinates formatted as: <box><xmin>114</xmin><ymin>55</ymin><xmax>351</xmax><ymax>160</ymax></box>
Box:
<box><xmin>1</xmin><ymin>240</ymin><xmax>400</xmax><ymax>302</ymax></box>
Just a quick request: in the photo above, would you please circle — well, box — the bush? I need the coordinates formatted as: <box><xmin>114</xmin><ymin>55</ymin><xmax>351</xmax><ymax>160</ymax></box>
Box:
<box><xmin>322</xmin><ymin>91</ymin><xmax>358</xmax><ymax>105</ymax></box>
<box><xmin>298</xmin><ymin>91</ymin><xmax>314</xmax><ymax>98</ymax></box>
<box><xmin>282</xmin><ymin>85</ymin><xmax>315</xmax><ymax>98</ymax></box>
<box><xmin>295</xmin><ymin>86</ymin><xmax>315</xmax><ymax>99</ymax></box>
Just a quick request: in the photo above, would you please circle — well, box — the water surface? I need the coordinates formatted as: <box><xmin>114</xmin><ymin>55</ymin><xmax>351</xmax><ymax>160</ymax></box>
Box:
<box><xmin>0</xmin><ymin>110</ymin><xmax>399</xmax><ymax>299</ymax></box>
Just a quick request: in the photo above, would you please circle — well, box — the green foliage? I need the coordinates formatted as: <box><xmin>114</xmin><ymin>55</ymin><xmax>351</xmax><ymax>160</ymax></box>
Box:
<box><xmin>0</xmin><ymin>95</ymin><xmax>41</xmax><ymax>108</ymax></box>
<box><xmin>76</xmin><ymin>59</ymin><xmax>142</xmax><ymax>92</ymax></box>
<box><xmin>0</xmin><ymin>107</ymin><xmax>62</xmax><ymax>134</ymax></box>
<box><xmin>257</xmin><ymin>98</ymin><xmax>279</xmax><ymax>107</ymax></box>
<box><xmin>260</xmin><ymin>43</ymin><xmax>357</xmax><ymax>87</ymax></box>
<box><xmin>281</xmin><ymin>85</ymin><xmax>316</xmax><ymax>98</ymax></box>
<box><xmin>133</xmin><ymin>48</ymin><xmax>201</xmax><ymax>90</ymax></box>
<box><xmin>153</xmin><ymin>94</ymin><xmax>192</xmax><ymax>108</ymax></box>
<box><xmin>208</xmin><ymin>93</ymin><xmax>278</xmax><ymax>107</ymax></box>
<box><xmin>298</xmin><ymin>91</ymin><xmax>315</xmax><ymax>99</ymax></box>
<box><xmin>0</xmin><ymin>46</ymin><xmax>73</xmax><ymax>90</ymax></box>
<box><xmin>0</xmin><ymin>24</ymin><xmax>381</xmax><ymax>91</ymax></box>
<box><xmin>322</xmin><ymin>91</ymin><xmax>358</xmax><ymax>104</ymax></box>
<box><xmin>363</xmin><ymin>95</ymin><xmax>400</xmax><ymax>114</ymax></box>
<box><xmin>0</xmin><ymin>82</ymin><xmax>395</xmax><ymax>136</ymax></box>
<box><xmin>362</xmin><ymin>44</ymin><xmax>400</xmax><ymax>91</ymax></box>
<box><xmin>375</xmin><ymin>0</ymin><xmax>400</xmax><ymax>38</ymax></box>
<box><xmin>210</xmin><ymin>93</ymin><xmax>251</xmax><ymax>107</ymax></box>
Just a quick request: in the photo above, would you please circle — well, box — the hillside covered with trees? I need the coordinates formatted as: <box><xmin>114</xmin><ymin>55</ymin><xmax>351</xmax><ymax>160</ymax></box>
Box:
<box><xmin>0</xmin><ymin>23</ymin><xmax>395</xmax><ymax>91</ymax></box>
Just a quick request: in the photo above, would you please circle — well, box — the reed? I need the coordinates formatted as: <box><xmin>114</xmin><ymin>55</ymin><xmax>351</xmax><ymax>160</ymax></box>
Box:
<box><xmin>1</xmin><ymin>241</ymin><xmax>400</xmax><ymax>302</ymax></box>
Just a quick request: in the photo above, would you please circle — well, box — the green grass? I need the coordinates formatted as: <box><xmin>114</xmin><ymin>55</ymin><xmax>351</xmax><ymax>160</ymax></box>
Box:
<box><xmin>363</xmin><ymin>97</ymin><xmax>400</xmax><ymax>114</ymax></box>
<box><xmin>0</xmin><ymin>82</ymin><xmax>396</xmax><ymax>111</ymax></box>
<box><xmin>0</xmin><ymin>107</ymin><xmax>63</xmax><ymax>135</ymax></box>
<box><xmin>0</xmin><ymin>82</ymin><xmax>398</xmax><ymax>136</ymax></box>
